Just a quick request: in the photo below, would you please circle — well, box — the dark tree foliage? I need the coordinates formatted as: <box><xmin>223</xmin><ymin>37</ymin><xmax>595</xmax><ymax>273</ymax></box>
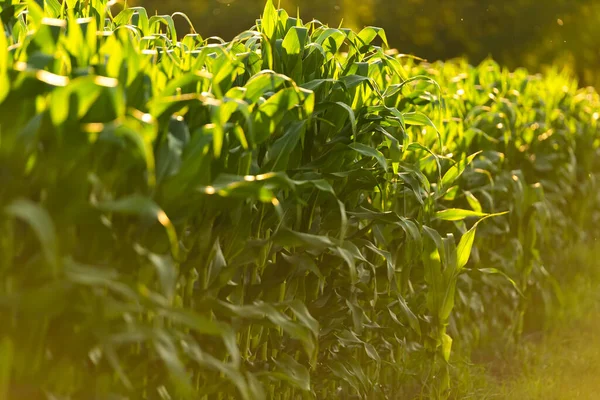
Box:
<box><xmin>139</xmin><ymin>0</ymin><xmax>600</xmax><ymax>86</ymax></box>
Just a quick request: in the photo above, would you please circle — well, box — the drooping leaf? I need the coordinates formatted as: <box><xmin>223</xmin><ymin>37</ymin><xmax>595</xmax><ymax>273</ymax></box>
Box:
<box><xmin>456</xmin><ymin>212</ymin><xmax>509</xmax><ymax>270</ymax></box>
<box><xmin>5</xmin><ymin>199</ymin><xmax>58</xmax><ymax>274</ymax></box>
<box><xmin>349</xmin><ymin>142</ymin><xmax>387</xmax><ymax>170</ymax></box>
<box><xmin>441</xmin><ymin>151</ymin><xmax>482</xmax><ymax>191</ymax></box>
<box><xmin>435</xmin><ymin>208</ymin><xmax>487</xmax><ymax>221</ymax></box>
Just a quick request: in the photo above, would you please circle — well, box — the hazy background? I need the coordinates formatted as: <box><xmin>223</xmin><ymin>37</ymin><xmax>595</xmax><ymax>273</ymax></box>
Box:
<box><xmin>137</xmin><ymin>0</ymin><xmax>600</xmax><ymax>87</ymax></box>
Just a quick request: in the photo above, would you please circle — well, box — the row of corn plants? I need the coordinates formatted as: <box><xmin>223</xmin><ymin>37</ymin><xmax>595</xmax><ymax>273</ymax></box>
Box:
<box><xmin>409</xmin><ymin>58</ymin><xmax>600</xmax><ymax>349</ymax></box>
<box><xmin>0</xmin><ymin>0</ymin><xmax>599</xmax><ymax>398</ymax></box>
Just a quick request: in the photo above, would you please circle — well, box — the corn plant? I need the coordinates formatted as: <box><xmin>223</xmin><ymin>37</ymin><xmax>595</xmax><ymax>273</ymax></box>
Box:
<box><xmin>0</xmin><ymin>1</ymin><xmax>599</xmax><ymax>399</ymax></box>
<box><xmin>395</xmin><ymin>58</ymin><xmax>600</xmax><ymax>348</ymax></box>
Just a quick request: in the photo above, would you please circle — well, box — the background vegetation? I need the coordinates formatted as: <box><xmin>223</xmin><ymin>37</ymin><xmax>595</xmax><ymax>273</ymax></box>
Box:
<box><xmin>138</xmin><ymin>0</ymin><xmax>600</xmax><ymax>88</ymax></box>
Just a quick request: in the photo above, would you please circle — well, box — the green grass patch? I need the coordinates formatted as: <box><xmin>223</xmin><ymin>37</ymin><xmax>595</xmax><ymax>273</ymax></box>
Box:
<box><xmin>449</xmin><ymin>243</ymin><xmax>600</xmax><ymax>399</ymax></box>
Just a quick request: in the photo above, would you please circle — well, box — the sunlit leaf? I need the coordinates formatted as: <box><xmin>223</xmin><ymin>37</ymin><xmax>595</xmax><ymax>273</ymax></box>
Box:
<box><xmin>435</xmin><ymin>208</ymin><xmax>487</xmax><ymax>221</ymax></box>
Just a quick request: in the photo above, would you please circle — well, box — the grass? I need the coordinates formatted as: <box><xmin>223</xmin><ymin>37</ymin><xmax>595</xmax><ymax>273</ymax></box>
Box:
<box><xmin>497</xmin><ymin>243</ymin><xmax>600</xmax><ymax>399</ymax></box>
<box><xmin>499</xmin><ymin>310</ymin><xmax>600</xmax><ymax>399</ymax></box>
<box><xmin>450</xmin><ymin>242</ymin><xmax>600</xmax><ymax>399</ymax></box>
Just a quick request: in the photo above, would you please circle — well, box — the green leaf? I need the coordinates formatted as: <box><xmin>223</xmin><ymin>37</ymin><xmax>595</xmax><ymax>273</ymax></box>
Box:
<box><xmin>435</xmin><ymin>208</ymin><xmax>487</xmax><ymax>221</ymax></box>
<box><xmin>44</xmin><ymin>0</ymin><xmax>61</xmax><ymax>17</ymax></box>
<box><xmin>264</xmin><ymin>120</ymin><xmax>305</xmax><ymax>171</ymax></box>
<box><xmin>357</xmin><ymin>26</ymin><xmax>388</xmax><ymax>48</ymax></box>
<box><xmin>271</xmin><ymin>353</ymin><xmax>310</xmax><ymax>391</ymax></box>
<box><xmin>457</xmin><ymin>212</ymin><xmax>509</xmax><ymax>270</ymax></box>
<box><xmin>0</xmin><ymin>21</ymin><xmax>7</xmax><ymax>74</ymax></box>
<box><xmin>5</xmin><ymin>199</ymin><xmax>58</xmax><ymax>274</ymax></box>
<box><xmin>97</xmin><ymin>195</ymin><xmax>179</xmax><ymax>260</ymax></box>
<box><xmin>184</xmin><ymin>340</ymin><xmax>253</xmax><ymax>399</ymax></box>
<box><xmin>273</xmin><ymin>228</ymin><xmax>335</xmax><ymax>250</ymax></box>
<box><xmin>314</xmin><ymin>28</ymin><xmax>346</xmax><ymax>54</ymax></box>
<box><xmin>349</xmin><ymin>143</ymin><xmax>387</xmax><ymax>170</ymax></box>
<box><xmin>0</xmin><ymin>24</ymin><xmax>8</xmax><ymax>103</ymax></box>
<box><xmin>441</xmin><ymin>333</ymin><xmax>453</xmax><ymax>362</ymax></box>
<box><xmin>441</xmin><ymin>151</ymin><xmax>482</xmax><ymax>191</ymax></box>
<box><xmin>26</xmin><ymin>0</ymin><xmax>44</xmax><ymax>29</ymax></box>
<box><xmin>161</xmin><ymin>308</ymin><xmax>227</xmax><ymax>336</ymax></box>
<box><xmin>336</xmin><ymin>245</ymin><xmax>358</xmax><ymax>284</ymax></box>
<box><xmin>443</xmin><ymin>186</ymin><xmax>460</xmax><ymax>201</ymax></box>
<box><xmin>397</xmin><ymin>297</ymin><xmax>421</xmax><ymax>336</ymax></box>
<box><xmin>199</xmin><ymin>173</ymin><xmax>289</xmax><ymax>203</ymax></box>
<box><xmin>153</xmin><ymin>332</ymin><xmax>193</xmax><ymax>396</ymax></box>
<box><xmin>203</xmin><ymin>239</ymin><xmax>226</xmax><ymax>289</ymax></box>
<box><xmin>282</xmin><ymin>26</ymin><xmax>308</xmax><ymax>56</ymax></box>
<box><xmin>97</xmin><ymin>194</ymin><xmax>161</xmax><ymax>218</ymax></box>
<box><xmin>335</xmin><ymin>101</ymin><xmax>357</xmax><ymax>136</ymax></box>
<box><xmin>50</xmin><ymin>76</ymin><xmax>104</xmax><ymax>125</ymax></box>
<box><xmin>134</xmin><ymin>245</ymin><xmax>178</xmax><ymax>301</ymax></box>
<box><xmin>464</xmin><ymin>191</ymin><xmax>483</xmax><ymax>213</ymax></box>
<box><xmin>363</xmin><ymin>342</ymin><xmax>381</xmax><ymax>366</ymax></box>
<box><xmin>261</xmin><ymin>0</ymin><xmax>278</xmax><ymax>40</ymax></box>
<box><xmin>422</xmin><ymin>227</ymin><xmax>444</xmax><ymax>318</ymax></box>
<box><xmin>64</xmin><ymin>260</ymin><xmax>139</xmax><ymax>300</ymax></box>
<box><xmin>113</xmin><ymin>8</ymin><xmax>134</xmax><ymax>26</ymax></box>
<box><xmin>149</xmin><ymin>15</ymin><xmax>177</xmax><ymax>40</ymax></box>
<box><xmin>477</xmin><ymin>268</ymin><xmax>523</xmax><ymax>296</ymax></box>
<box><xmin>118</xmin><ymin>113</ymin><xmax>158</xmax><ymax>188</ymax></box>
<box><xmin>403</xmin><ymin>111</ymin><xmax>436</xmax><ymax>127</ymax></box>
<box><xmin>129</xmin><ymin>7</ymin><xmax>150</xmax><ymax>34</ymax></box>
<box><xmin>244</xmin><ymin>71</ymin><xmax>289</xmax><ymax>103</ymax></box>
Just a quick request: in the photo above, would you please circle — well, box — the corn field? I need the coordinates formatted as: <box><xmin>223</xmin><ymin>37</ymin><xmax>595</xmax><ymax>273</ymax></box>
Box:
<box><xmin>0</xmin><ymin>0</ymin><xmax>599</xmax><ymax>399</ymax></box>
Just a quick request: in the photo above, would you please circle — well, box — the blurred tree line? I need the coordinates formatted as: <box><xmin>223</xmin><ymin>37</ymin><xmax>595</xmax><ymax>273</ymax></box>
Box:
<box><xmin>137</xmin><ymin>0</ymin><xmax>600</xmax><ymax>87</ymax></box>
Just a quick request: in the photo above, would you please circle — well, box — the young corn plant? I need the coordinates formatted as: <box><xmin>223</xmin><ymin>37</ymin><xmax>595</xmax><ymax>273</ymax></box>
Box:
<box><xmin>397</xmin><ymin>58</ymin><xmax>600</xmax><ymax>349</ymax></box>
